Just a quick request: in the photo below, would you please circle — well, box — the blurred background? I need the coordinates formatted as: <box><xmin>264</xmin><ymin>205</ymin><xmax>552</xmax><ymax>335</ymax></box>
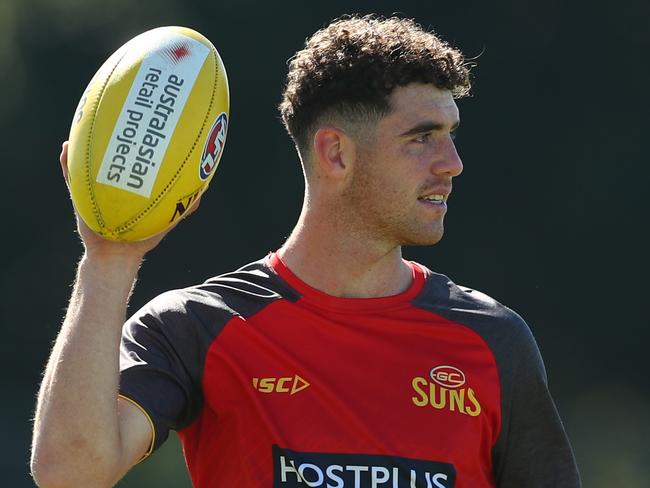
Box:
<box><xmin>2</xmin><ymin>0</ymin><xmax>648</xmax><ymax>486</ymax></box>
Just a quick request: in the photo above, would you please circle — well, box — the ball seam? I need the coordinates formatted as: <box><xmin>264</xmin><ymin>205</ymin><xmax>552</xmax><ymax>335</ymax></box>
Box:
<box><xmin>86</xmin><ymin>48</ymin><xmax>131</xmax><ymax>237</ymax></box>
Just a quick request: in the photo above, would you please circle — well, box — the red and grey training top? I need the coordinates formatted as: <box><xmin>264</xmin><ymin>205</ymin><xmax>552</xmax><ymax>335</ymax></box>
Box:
<box><xmin>119</xmin><ymin>253</ymin><xmax>580</xmax><ymax>488</ymax></box>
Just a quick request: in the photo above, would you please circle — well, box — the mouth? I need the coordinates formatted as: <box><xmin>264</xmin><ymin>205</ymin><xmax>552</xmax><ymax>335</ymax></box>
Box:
<box><xmin>417</xmin><ymin>193</ymin><xmax>448</xmax><ymax>205</ymax></box>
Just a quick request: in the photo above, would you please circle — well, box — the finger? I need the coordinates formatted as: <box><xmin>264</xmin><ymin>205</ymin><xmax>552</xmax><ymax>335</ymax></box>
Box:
<box><xmin>60</xmin><ymin>141</ymin><xmax>70</xmax><ymax>183</ymax></box>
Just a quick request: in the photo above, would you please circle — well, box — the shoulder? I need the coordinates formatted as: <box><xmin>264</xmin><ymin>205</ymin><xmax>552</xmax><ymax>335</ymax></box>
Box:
<box><xmin>412</xmin><ymin>264</ymin><xmax>526</xmax><ymax>329</ymax></box>
<box><xmin>136</xmin><ymin>256</ymin><xmax>299</xmax><ymax>321</ymax></box>
<box><xmin>411</xmin><ymin>264</ymin><xmax>539</xmax><ymax>363</ymax></box>
<box><xmin>123</xmin><ymin>256</ymin><xmax>299</xmax><ymax>347</ymax></box>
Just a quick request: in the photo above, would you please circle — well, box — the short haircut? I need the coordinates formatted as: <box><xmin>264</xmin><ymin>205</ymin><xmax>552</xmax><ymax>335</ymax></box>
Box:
<box><xmin>279</xmin><ymin>15</ymin><xmax>472</xmax><ymax>156</ymax></box>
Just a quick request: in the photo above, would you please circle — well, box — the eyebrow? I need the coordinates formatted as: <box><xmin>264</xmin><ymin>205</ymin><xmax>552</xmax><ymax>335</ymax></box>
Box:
<box><xmin>399</xmin><ymin>120</ymin><xmax>460</xmax><ymax>137</ymax></box>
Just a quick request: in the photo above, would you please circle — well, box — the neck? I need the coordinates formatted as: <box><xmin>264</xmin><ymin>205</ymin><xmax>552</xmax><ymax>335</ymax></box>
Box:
<box><xmin>277</xmin><ymin>195</ymin><xmax>413</xmax><ymax>298</ymax></box>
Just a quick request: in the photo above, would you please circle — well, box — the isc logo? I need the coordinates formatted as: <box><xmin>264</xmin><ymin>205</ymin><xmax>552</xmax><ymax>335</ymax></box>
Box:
<box><xmin>253</xmin><ymin>375</ymin><xmax>310</xmax><ymax>395</ymax></box>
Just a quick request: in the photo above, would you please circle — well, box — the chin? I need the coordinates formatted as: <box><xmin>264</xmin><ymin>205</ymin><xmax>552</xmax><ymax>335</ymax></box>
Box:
<box><xmin>401</xmin><ymin>229</ymin><xmax>445</xmax><ymax>247</ymax></box>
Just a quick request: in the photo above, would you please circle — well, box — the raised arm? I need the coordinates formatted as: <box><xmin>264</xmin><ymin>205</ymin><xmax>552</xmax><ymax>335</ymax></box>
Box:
<box><xmin>30</xmin><ymin>142</ymin><xmax>190</xmax><ymax>487</ymax></box>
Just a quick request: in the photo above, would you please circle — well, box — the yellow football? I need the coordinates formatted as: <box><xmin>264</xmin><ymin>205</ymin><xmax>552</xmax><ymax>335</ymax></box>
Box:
<box><xmin>67</xmin><ymin>26</ymin><xmax>229</xmax><ymax>241</ymax></box>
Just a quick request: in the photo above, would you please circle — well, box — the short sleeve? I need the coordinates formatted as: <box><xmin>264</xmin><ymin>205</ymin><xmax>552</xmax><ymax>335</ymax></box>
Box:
<box><xmin>118</xmin><ymin>263</ymin><xmax>288</xmax><ymax>455</ymax></box>
<box><xmin>119</xmin><ymin>288</ymin><xmax>230</xmax><ymax>452</ymax></box>
<box><xmin>492</xmin><ymin>320</ymin><xmax>581</xmax><ymax>487</ymax></box>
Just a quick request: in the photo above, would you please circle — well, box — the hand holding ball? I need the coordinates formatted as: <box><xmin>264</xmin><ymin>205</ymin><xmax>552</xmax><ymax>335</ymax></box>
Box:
<box><xmin>67</xmin><ymin>26</ymin><xmax>229</xmax><ymax>241</ymax></box>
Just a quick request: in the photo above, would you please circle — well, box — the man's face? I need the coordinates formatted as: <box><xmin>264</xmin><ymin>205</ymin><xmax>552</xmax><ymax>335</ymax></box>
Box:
<box><xmin>343</xmin><ymin>83</ymin><xmax>463</xmax><ymax>248</ymax></box>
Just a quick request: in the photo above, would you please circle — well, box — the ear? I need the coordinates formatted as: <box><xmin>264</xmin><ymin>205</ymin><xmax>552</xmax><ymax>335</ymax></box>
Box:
<box><xmin>312</xmin><ymin>126</ymin><xmax>355</xmax><ymax>179</ymax></box>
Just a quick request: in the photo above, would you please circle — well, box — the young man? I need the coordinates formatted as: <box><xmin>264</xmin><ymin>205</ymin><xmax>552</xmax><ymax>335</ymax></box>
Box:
<box><xmin>31</xmin><ymin>15</ymin><xmax>580</xmax><ymax>488</ymax></box>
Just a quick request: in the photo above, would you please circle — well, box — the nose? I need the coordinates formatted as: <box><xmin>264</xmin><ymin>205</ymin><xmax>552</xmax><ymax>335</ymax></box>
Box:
<box><xmin>432</xmin><ymin>137</ymin><xmax>463</xmax><ymax>177</ymax></box>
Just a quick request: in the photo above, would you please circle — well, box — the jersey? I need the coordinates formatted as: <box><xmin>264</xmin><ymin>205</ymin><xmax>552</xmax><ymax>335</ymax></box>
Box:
<box><xmin>119</xmin><ymin>253</ymin><xmax>580</xmax><ymax>487</ymax></box>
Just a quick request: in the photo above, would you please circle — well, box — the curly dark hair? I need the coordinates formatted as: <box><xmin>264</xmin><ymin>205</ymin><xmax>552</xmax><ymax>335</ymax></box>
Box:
<box><xmin>279</xmin><ymin>15</ymin><xmax>472</xmax><ymax>154</ymax></box>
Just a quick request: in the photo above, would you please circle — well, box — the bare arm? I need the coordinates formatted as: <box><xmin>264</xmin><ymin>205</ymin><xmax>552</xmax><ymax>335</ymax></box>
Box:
<box><xmin>31</xmin><ymin>252</ymin><xmax>152</xmax><ymax>488</ymax></box>
<box><xmin>30</xmin><ymin>142</ymin><xmax>194</xmax><ymax>487</ymax></box>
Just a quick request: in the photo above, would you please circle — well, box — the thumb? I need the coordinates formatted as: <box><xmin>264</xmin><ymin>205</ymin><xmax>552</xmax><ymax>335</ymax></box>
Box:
<box><xmin>60</xmin><ymin>141</ymin><xmax>70</xmax><ymax>184</ymax></box>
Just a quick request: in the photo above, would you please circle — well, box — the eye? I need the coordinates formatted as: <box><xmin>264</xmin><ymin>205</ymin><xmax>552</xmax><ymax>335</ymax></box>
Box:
<box><xmin>450</xmin><ymin>129</ymin><xmax>458</xmax><ymax>141</ymax></box>
<box><xmin>413</xmin><ymin>132</ymin><xmax>432</xmax><ymax>143</ymax></box>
